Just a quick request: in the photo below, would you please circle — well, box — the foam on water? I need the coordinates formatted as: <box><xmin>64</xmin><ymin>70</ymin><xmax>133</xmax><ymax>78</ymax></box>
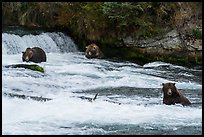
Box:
<box><xmin>2</xmin><ymin>94</ymin><xmax>202</xmax><ymax>135</ymax></box>
<box><xmin>2</xmin><ymin>31</ymin><xmax>202</xmax><ymax>135</ymax></box>
<box><xmin>2</xmin><ymin>32</ymin><xmax>78</xmax><ymax>55</ymax></box>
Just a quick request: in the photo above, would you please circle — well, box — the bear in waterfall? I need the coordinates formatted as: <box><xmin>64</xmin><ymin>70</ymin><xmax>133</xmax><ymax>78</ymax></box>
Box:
<box><xmin>22</xmin><ymin>47</ymin><xmax>47</xmax><ymax>63</ymax></box>
<box><xmin>85</xmin><ymin>43</ymin><xmax>104</xmax><ymax>59</ymax></box>
<box><xmin>162</xmin><ymin>83</ymin><xmax>191</xmax><ymax>106</ymax></box>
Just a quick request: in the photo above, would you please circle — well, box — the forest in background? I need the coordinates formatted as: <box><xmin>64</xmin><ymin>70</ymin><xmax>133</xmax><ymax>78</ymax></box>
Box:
<box><xmin>2</xmin><ymin>2</ymin><xmax>202</xmax><ymax>66</ymax></box>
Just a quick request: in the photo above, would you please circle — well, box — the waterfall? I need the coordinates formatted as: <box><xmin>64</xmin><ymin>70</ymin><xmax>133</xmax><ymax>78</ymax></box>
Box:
<box><xmin>2</xmin><ymin>32</ymin><xmax>78</xmax><ymax>55</ymax></box>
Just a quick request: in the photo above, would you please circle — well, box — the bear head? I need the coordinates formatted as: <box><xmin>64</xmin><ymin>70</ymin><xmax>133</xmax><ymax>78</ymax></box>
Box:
<box><xmin>22</xmin><ymin>48</ymin><xmax>33</xmax><ymax>62</ymax></box>
<box><xmin>85</xmin><ymin>43</ymin><xmax>101</xmax><ymax>59</ymax></box>
<box><xmin>162</xmin><ymin>82</ymin><xmax>191</xmax><ymax>106</ymax></box>
<box><xmin>162</xmin><ymin>83</ymin><xmax>182</xmax><ymax>105</ymax></box>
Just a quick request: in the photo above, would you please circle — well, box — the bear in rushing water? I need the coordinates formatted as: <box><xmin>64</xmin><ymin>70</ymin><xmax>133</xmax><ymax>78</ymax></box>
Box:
<box><xmin>85</xmin><ymin>43</ymin><xmax>104</xmax><ymax>59</ymax></box>
<box><xmin>22</xmin><ymin>47</ymin><xmax>47</xmax><ymax>63</ymax></box>
<box><xmin>162</xmin><ymin>83</ymin><xmax>191</xmax><ymax>106</ymax></box>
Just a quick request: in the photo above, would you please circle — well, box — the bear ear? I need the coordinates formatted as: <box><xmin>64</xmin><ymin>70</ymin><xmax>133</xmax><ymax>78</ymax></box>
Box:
<box><xmin>22</xmin><ymin>51</ymin><xmax>25</xmax><ymax>54</ymax></box>
<box><xmin>173</xmin><ymin>83</ymin><xmax>176</xmax><ymax>85</ymax></box>
<box><xmin>162</xmin><ymin>83</ymin><xmax>165</xmax><ymax>86</ymax></box>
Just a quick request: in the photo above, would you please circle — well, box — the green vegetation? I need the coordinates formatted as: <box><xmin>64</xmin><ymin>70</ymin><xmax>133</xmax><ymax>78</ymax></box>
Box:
<box><xmin>102</xmin><ymin>2</ymin><xmax>178</xmax><ymax>39</ymax></box>
<box><xmin>2</xmin><ymin>2</ymin><xmax>180</xmax><ymax>42</ymax></box>
<box><xmin>2</xmin><ymin>2</ymin><xmax>201</xmax><ymax>42</ymax></box>
<box><xmin>6</xmin><ymin>64</ymin><xmax>45</xmax><ymax>73</ymax></box>
<box><xmin>193</xmin><ymin>28</ymin><xmax>202</xmax><ymax>39</ymax></box>
<box><xmin>26</xmin><ymin>65</ymin><xmax>45</xmax><ymax>73</ymax></box>
<box><xmin>2</xmin><ymin>2</ymin><xmax>202</xmax><ymax>66</ymax></box>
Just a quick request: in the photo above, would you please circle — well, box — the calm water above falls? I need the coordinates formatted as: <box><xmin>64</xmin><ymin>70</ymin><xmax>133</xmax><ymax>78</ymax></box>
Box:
<box><xmin>2</xmin><ymin>31</ymin><xmax>202</xmax><ymax>135</ymax></box>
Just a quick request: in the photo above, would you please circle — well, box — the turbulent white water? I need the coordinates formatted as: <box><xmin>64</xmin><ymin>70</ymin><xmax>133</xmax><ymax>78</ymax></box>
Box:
<box><xmin>2</xmin><ymin>31</ymin><xmax>202</xmax><ymax>135</ymax></box>
<box><xmin>2</xmin><ymin>32</ymin><xmax>78</xmax><ymax>55</ymax></box>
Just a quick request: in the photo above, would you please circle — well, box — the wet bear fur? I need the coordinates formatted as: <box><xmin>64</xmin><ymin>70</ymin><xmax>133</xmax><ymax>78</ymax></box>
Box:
<box><xmin>162</xmin><ymin>83</ymin><xmax>191</xmax><ymax>106</ymax></box>
<box><xmin>85</xmin><ymin>43</ymin><xmax>104</xmax><ymax>59</ymax></box>
<box><xmin>22</xmin><ymin>47</ymin><xmax>46</xmax><ymax>63</ymax></box>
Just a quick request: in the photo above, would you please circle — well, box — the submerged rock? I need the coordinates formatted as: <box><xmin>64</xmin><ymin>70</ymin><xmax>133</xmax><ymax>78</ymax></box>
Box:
<box><xmin>3</xmin><ymin>92</ymin><xmax>52</xmax><ymax>102</ymax></box>
<box><xmin>5</xmin><ymin>64</ymin><xmax>45</xmax><ymax>73</ymax></box>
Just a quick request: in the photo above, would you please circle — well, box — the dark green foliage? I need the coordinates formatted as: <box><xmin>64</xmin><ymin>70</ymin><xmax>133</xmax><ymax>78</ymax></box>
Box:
<box><xmin>2</xmin><ymin>2</ymin><xmax>202</xmax><ymax>66</ymax></box>
<box><xmin>101</xmin><ymin>2</ymin><xmax>178</xmax><ymax>39</ymax></box>
<box><xmin>2</xmin><ymin>2</ymin><xmax>179</xmax><ymax>40</ymax></box>
<box><xmin>193</xmin><ymin>28</ymin><xmax>202</xmax><ymax>39</ymax></box>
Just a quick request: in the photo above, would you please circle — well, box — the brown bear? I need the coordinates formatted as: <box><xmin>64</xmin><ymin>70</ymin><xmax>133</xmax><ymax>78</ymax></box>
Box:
<box><xmin>85</xmin><ymin>43</ymin><xmax>104</xmax><ymax>59</ymax></box>
<box><xmin>22</xmin><ymin>47</ymin><xmax>47</xmax><ymax>63</ymax></box>
<box><xmin>162</xmin><ymin>83</ymin><xmax>191</xmax><ymax>106</ymax></box>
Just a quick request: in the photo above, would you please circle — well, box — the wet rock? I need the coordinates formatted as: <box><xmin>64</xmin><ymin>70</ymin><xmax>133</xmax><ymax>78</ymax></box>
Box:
<box><xmin>120</xmin><ymin>28</ymin><xmax>202</xmax><ymax>66</ymax></box>
<box><xmin>5</xmin><ymin>64</ymin><xmax>45</xmax><ymax>73</ymax></box>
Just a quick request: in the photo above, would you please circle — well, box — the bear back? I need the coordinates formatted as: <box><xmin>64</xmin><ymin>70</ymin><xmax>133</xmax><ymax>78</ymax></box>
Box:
<box><xmin>22</xmin><ymin>47</ymin><xmax>46</xmax><ymax>63</ymax></box>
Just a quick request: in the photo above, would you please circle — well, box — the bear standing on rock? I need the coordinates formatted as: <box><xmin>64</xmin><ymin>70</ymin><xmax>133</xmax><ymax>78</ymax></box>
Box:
<box><xmin>22</xmin><ymin>47</ymin><xmax>47</xmax><ymax>63</ymax></box>
<box><xmin>85</xmin><ymin>43</ymin><xmax>104</xmax><ymax>59</ymax></box>
<box><xmin>162</xmin><ymin>83</ymin><xmax>191</xmax><ymax>106</ymax></box>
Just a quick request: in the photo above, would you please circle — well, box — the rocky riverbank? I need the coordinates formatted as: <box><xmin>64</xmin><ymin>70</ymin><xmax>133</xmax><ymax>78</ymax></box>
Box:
<box><xmin>2</xmin><ymin>2</ymin><xmax>202</xmax><ymax>67</ymax></box>
<box><xmin>109</xmin><ymin>29</ymin><xmax>202</xmax><ymax>66</ymax></box>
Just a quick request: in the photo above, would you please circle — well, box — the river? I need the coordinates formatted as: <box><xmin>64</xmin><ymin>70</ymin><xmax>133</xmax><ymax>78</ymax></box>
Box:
<box><xmin>2</xmin><ymin>28</ymin><xmax>202</xmax><ymax>135</ymax></box>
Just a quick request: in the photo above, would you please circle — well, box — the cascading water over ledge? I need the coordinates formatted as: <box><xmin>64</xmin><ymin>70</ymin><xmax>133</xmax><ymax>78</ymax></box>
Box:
<box><xmin>2</xmin><ymin>27</ymin><xmax>202</xmax><ymax>135</ymax></box>
<box><xmin>2</xmin><ymin>31</ymin><xmax>78</xmax><ymax>55</ymax></box>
